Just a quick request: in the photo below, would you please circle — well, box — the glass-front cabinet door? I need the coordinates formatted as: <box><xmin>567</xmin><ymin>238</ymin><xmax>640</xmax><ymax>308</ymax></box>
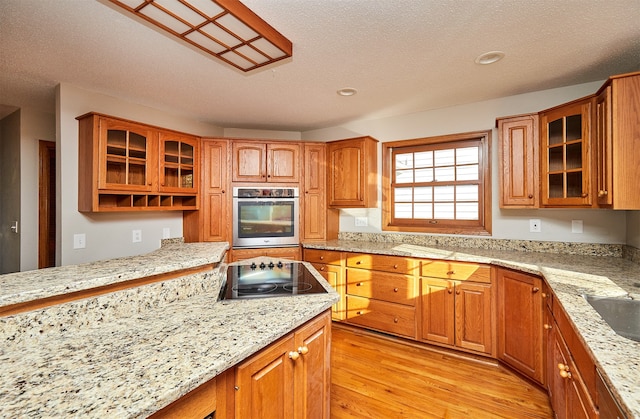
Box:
<box><xmin>159</xmin><ymin>131</ymin><xmax>199</xmax><ymax>193</ymax></box>
<box><xmin>98</xmin><ymin>118</ymin><xmax>155</xmax><ymax>191</ymax></box>
<box><xmin>540</xmin><ymin>97</ymin><xmax>593</xmax><ymax>207</ymax></box>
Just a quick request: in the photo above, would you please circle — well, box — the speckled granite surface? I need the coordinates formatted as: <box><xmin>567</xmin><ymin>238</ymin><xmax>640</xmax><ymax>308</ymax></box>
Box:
<box><xmin>0</xmin><ymin>242</ymin><xmax>229</xmax><ymax>308</ymax></box>
<box><xmin>0</xmin><ymin>258</ymin><xmax>338</xmax><ymax>418</ymax></box>
<box><xmin>303</xmin><ymin>239</ymin><xmax>640</xmax><ymax>419</ymax></box>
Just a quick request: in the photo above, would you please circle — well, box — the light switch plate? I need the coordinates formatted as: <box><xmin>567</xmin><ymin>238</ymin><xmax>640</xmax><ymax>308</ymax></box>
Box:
<box><xmin>132</xmin><ymin>229</ymin><xmax>142</xmax><ymax>243</ymax></box>
<box><xmin>571</xmin><ymin>220</ymin><xmax>583</xmax><ymax>233</ymax></box>
<box><xmin>73</xmin><ymin>233</ymin><xmax>86</xmax><ymax>249</ymax></box>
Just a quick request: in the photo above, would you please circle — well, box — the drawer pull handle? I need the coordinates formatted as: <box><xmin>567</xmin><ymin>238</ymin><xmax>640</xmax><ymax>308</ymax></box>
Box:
<box><xmin>289</xmin><ymin>351</ymin><xmax>300</xmax><ymax>361</ymax></box>
<box><xmin>393</xmin><ymin>288</ymin><xmax>399</xmax><ymax>292</ymax></box>
<box><xmin>320</xmin><ymin>267</ymin><xmax>325</xmax><ymax>271</ymax></box>
<box><xmin>447</xmin><ymin>270</ymin><xmax>455</xmax><ymax>275</ymax></box>
<box><xmin>393</xmin><ymin>317</ymin><xmax>399</xmax><ymax>323</ymax></box>
<box><xmin>532</xmin><ymin>287</ymin><xmax>540</xmax><ymax>293</ymax></box>
<box><xmin>320</xmin><ymin>256</ymin><xmax>324</xmax><ymax>260</ymax></box>
<box><xmin>528</xmin><ymin>194</ymin><xmax>533</xmax><ymax>199</ymax></box>
<box><xmin>447</xmin><ymin>288</ymin><xmax>453</xmax><ymax>294</ymax></box>
<box><xmin>356</xmin><ymin>311</ymin><xmax>364</xmax><ymax>315</ymax></box>
<box><xmin>455</xmin><ymin>289</ymin><xmax>460</xmax><ymax>295</ymax></box>
<box><xmin>557</xmin><ymin>363</ymin><xmax>571</xmax><ymax>378</ymax></box>
<box><xmin>544</xmin><ymin>324</ymin><xmax>552</xmax><ymax>330</ymax></box>
<box><xmin>356</xmin><ymin>282</ymin><xmax>364</xmax><ymax>286</ymax></box>
<box><xmin>393</xmin><ymin>264</ymin><xmax>398</xmax><ymax>269</ymax></box>
<box><xmin>298</xmin><ymin>346</ymin><xmax>309</xmax><ymax>355</ymax></box>
<box><xmin>356</xmin><ymin>260</ymin><xmax>362</xmax><ymax>265</ymax></box>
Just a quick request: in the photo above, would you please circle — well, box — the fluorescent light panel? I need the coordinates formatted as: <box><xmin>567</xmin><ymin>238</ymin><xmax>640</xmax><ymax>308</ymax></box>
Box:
<box><xmin>109</xmin><ymin>0</ymin><xmax>292</xmax><ymax>71</ymax></box>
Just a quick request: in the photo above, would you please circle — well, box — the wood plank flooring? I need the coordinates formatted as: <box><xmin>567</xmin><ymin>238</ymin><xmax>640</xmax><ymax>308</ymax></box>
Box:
<box><xmin>331</xmin><ymin>324</ymin><xmax>553</xmax><ymax>419</ymax></box>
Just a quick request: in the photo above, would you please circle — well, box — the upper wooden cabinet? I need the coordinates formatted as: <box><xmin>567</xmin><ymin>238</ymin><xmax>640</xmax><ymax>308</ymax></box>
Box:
<box><xmin>540</xmin><ymin>97</ymin><xmax>594</xmax><ymax>207</ymax></box>
<box><xmin>497</xmin><ymin>114</ymin><xmax>539</xmax><ymax>208</ymax></box>
<box><xmin>594</xmin><ymin>71</ymin><xmax>640</xmax><ymax>209</ymax></box>
<box><xmin>77</xmin><ymin>113</ymin><xmax>199</xmax><ymax>212</ymax></box>
<box><xmin>327</xmin><ymin>136</ymin><xmax>379</xmax><ymax>208</ymax></box>
<box><xmin>231</xmin><ymin>141</ymin><xmax>300</xmax><ymax>183</ymax></box>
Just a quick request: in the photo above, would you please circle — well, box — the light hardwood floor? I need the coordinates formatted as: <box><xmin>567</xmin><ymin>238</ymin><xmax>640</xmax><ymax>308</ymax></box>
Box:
<box><xmin>331</xmin><ymin>324</ymin><xmax>553</xmax><ymax>418</ymax></box>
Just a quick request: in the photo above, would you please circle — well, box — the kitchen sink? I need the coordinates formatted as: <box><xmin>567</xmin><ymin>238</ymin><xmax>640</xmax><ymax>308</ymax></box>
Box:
<box><xmin>583</xmin><ymin>294</ymin><xmax>640</xmax><ymax>343</ymax></box>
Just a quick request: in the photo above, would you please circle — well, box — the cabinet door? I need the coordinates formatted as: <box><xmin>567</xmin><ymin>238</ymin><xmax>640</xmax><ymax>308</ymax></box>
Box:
<box><xmin>98</xmin><ymin>117</ymin><xmax>155</xmax><ymax>191</ymax></box>
<box><xmin>232</xmin><ymin>142</ymin><xmax>267</xmax><ymax>182</ymax></box>
<box><xmin>268</xmin><ymin>143</ymin><xmax>300</xmax><ymax>182</ymax></box>
<box><xmin>595</xmin><ymin>86</ymin><xmax>613</xmax><ymax>207</ymax></box>
<box><xmin>203</xmin><ymin>140</ymin><xmax>228</xmax><ymax>242</ymax></box>
<box><xmin>497</xmin><ymin>268</ymin><xmax>544</xmax><ymax>384</ymax></box>
<box><xmin>540</xmin><ymin>98</ymin><xmax>593</xmax><ymax>207</ymax></box>
<box><xmin>498</xmin><ymin>114</ymin><xmax>539</xmax><ymax>208</ymax></box>
<box><xmin>420</xmin><ymin>277</ymin><xmax>455</xmax><ymax>346</ymax></box>
<box><xmin>302</xmin><ymin>144</ymin><xmax>326</xmax><ymax>241</ymax></box>
<box><xmin>158</xmin><ymin>132</ymin><xmax>199</xmax><ymax>193</ymax></box>
<box><xmin>455</xmin><ymin>282</ymin><xmax>492</xmax><ymax>354</ymax></box>
<box><xmin>235</xmin><ymin>334</ymin><xmax>295</xmax><ymax>419</ymax></box>
<box><xmin>293</xmin><ymin>311</ymin><xmax>331</xmax><ymax>419</ymax></box>
<box><xmin>311</xmin><ymin>263</ymin><xmax>345</xmax><ymax>321</ymax></box>
<box><xmin>327</xmin><ymin>137</ymin><xmax>378</xmax><ymax>208</ymax></box>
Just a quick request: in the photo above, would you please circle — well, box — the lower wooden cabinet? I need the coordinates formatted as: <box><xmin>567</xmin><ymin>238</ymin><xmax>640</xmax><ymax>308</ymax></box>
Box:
<box><xmin>230</xmin><ymin>246</ymin><xmax>300</xmax><ymax>262</ymax></box>
<box><xmin>496</xmin><ymin>268</ymin><xmax>545</xmax><ymax>384</ymax></box>
<box><xmin>305</xmin><ymin>248</ymin><xmax>346</xmax><ymax>321</ymax></box>
<box><xmin>596</xmin><ymin>369</ymin><xmax>627</xmax><ymax>419</ymax></box>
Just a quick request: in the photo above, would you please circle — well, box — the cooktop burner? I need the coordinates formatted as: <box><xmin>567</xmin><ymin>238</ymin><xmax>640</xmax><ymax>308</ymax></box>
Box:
<box><xmin>220</xmin><ymin>261</ymin><xmax>328</xmax><ymax>300</ymax></box>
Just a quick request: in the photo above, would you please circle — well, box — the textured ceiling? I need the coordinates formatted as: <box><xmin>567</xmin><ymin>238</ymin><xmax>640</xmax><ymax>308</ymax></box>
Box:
<box><xmin>1</xmin><ymin>0</ymin><xmax>639</xmax><ymax>131</ymax></box>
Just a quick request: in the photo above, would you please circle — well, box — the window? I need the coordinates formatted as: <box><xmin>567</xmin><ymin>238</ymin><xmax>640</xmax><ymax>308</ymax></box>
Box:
<box><xmin>382</xmin><ymin>130</ymin><xmax>491</xmax><ymax>235</ymax></box>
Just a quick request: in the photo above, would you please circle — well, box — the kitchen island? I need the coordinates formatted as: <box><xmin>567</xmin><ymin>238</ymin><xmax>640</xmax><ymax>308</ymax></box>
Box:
<box><xmin>0</xmin><ymin>243</ymin><xmax>339</xmax><ymax>418</ymax></box>
<box><xmin>303</xmin><ymin>239</ymin><xmax>640</xmax><ymax>418</ymax></box>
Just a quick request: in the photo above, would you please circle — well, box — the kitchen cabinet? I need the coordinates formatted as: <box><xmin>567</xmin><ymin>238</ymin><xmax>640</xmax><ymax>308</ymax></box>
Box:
<box><xmin>540</xmin><ymin>97</ymin><xmax>594</xmax><ymax>207</ymax></box>
<box><xmin>594</xmin><ymin>71</ymin><xmax>640</xmax><ymax>209</ymax></box>
<box><xmin>496</xmin><ymin>268</ymin><xmax>544</xmax><ymax>384</ymax></box>
<box><xmin>77</xmin><ymin>112</ymin><xmax>199</xmax><ymax>212</ymax></box>
<box><xmin>233</xmin><ymin>310</ymin><xmax>331</xmax><ymax>419</ymax></box>
<box><xmin>184</xmin><ymin>139</ymin><xmax>229</xmax><ymax>243</ymax></box>
<box><xmin>327</xmin><ymin>136</ymin><xmax>379</xmax><ymax>208</ymax></box>
<box><xmin>596</xmin><ymin>369</ymin><xmax>627</xmax><ymax>419</ymax></box>
<box><xmin>302</xmin><ymin>143</ymin><xmax>339</xmax><ymax>241</ymax></box>
<box><xmin>545</xmin><ymin>305</ymin><xmax>597</xmax><ymax>419</ymax></box>
<box><xmin>230</xmin><ymin>246</ymin><xmax>300</xmax><ymax>262</ymax></box>
<box><xmin>344</xmin><ymin>253</ymin><xmax>419</xmax><ymax>339</ymax></box>
<box><xmin>231</xmin><ymin>141</ymin><xmax>300</xmax><ymax>183</ymax></box>
<box><xmin>149</xmin><ymin>378</ymin><xmax>217</xmax><ymax>418</ymax></box>
<box><xmin>497</xmin><ymin>114</ymin><xmax>539</xmax><ymax>208</ymax></box>
<box><xmin>420</xmin><ymin>261</ymin><xmax>493</xmax><ymax>355</ymax></box>
<box><xmin>304</xmin><ymin>248</ymin><xmax>346</xmax><ymax>320</ymax></box>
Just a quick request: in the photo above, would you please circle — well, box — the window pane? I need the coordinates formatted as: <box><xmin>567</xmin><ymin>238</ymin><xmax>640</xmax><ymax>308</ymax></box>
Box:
<box><xmin>414</xmin><ymin>203</ymin><xmax>433</xmax><ymax>219</ymax></box>
<box><xmin>414</xmin><ymin>151</ymin><xmax>433</xmax><ymax>168</ymax></box>
<box><xmin>396</xmin><ymin>169</ymin><xmax>414</xmax><ymax>183</ymax></box>
<box><xmin>395</xmin><ymin>153</ymin><xmax>413</xmax><ymax>169</ymax></box>
<box><xmin>434</xmin><ymin>166</ymin><xmax>455</xmax><ymax>181</ymax></box>
<box><xmin>434</xmin><ymin>149</ymin><xmax>454</xmax><ymax>166</ymax></box>
<box><xmin>456</xmin><ymin>185</ymin><xmax>478</xmax><ymax>202</ymax></box>
<box><xmin>456</xmin><ymin>164</ymin><xmax>478</xmax><ymax>181</ymax></box>
<box><xmin>414</xmin><ymin>168</ymin><xmax>433</xmax><ymax>182</ymax></box>
<box><xmin>456</xmin><ymin>202</ymin><xmax>479</xmax><ymax>220</ymax></box>
<box><xmin>394</xmin><ymin>187</ymin><xmax>413</xmax><ymax>202</ymax></box>
<box><xmin>395</xmin><ymin>203</ymin><xmax>413</xmax><ymax>218</ymax></box>
<box><xmin>456</xmin><ymin>147</ymin><xmax>479</xmax><ymax>165</ymax></box>
<box><xmin>434</xmin><ymin>202</ymin><xmax>455</xmax><ymax>219</ymax></box>
<box><xmin>414</xmin><ymin>187</ymin><xmax>432</xmax><ymax>202</ymax></box>
<box><xmin>433</xmin><ymin>185</ymin><xmax>454</xmax><ymax>202</ymax></box>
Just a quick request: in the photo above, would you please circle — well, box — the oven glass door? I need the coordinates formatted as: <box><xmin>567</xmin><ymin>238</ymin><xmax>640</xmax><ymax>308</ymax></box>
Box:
<box><xmin>233</xmin><ymin>198</ymin><xmax>299</xmax><ymax>247</ymax></box>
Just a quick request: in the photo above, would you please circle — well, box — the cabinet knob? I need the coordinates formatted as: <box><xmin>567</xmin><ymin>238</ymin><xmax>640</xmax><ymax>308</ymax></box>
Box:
<box><xmin>289</xmin><ymin>351</ymin><xmax>300</xmax><ymax>361</ymax></box>
<box><xmin>446</xmin><ymin>270</ymin><xmax>455</xmax><ymax>276</ymax></box>
<box><xmin>447</xmin><ymin>287</ymin><xmax>453</xmax><ymax>294</ymax></box>
<box><xmin>456</xmin><ymin>289</ymin><xmax>461</xmax><ymax>295</ymax></box>
<box><xmin>393</xmin><ymin>317</ymin><xmax>399</xmax><ymax>323</ymax></box>
<box><xmin>528</xmin><ymin>194</ymin><xmax>534</xmax><ymax>199</ymax></box>
<box><xmin>393</xmin><ymin>264</ymin><xmax>399</xmax><ymax>269</ymax></box>
<box><xmin>356</xmin><ymin>311</ymin><xmax>364</xmax><ymax>315</ymax></box>
<box><xmin>542</xmin><ymin>292</ymin><xmax>547</xmax><ymax>298</ymax></box>
<box><xmin>356</xmin><ymin>260</ymin><xmax>362</xmax><ymax>265</ymax></box>
<box><xmin>532</xmin><ymin>287</ymin><xmax>540</xmax><ymax>293</ymax></box>
<box><xmin>356</xmin><ymin>282</ymin><xmax>364</xmax><ymax>286</ymax></box>
<box><xmin>319</xmin><ymin>256</ymin><xmax>324</xmax><ymax>260</ymax></box>
<box><xmin>222</xmin><ymin>190</ymin><xmax>225</xmax><ymax>194</ymax></box>
<box><xmin>557</xmin><ymin>363</ymin><xmax>571</xmax><ymax>379</ymax></box>
<box><xmin>544</xmin><ymin>324</ymin><xmax>552</xmax><ymax>330</ymax></box>
<box><xmin>319</xmin><ymin>266</ymin><xmax>325</xmax><ymax>271</ymax></box>
<box><xmin>298</xmin><ymin>346</ymin><xmax>309</xmax><ymax>355</ymax></box>
<box><xmin>581</xmin><ymin>193</ymin><xmax>588</xmax><ymax>198</ymax></box>
<box><xmin>393</xmin><ymin>287</ymin><xmax>399</xmax><ymax>292</ymax></box>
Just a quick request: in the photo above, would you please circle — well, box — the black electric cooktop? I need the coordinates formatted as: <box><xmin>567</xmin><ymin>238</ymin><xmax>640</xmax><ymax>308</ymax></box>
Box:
<box><xmin>220</xmin><ymin>261</ymin><xmax>328</xmax><ymax>300</ymax></box>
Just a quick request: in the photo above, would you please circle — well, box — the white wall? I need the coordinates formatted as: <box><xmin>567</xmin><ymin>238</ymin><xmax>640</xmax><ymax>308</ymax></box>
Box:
<box><xmin>302</xmin><ymin>81</ymin><xmax>628</xmax><ymax>244</ymax></box>
<box><xmin>57</xmin><ymin>84</ymin><xmax>224</xmax><ymax>265</ymax></box>
<box><xmin>20</xmin><ymin>108</ymin><xmax>56</xmax><ymax>271</ymax></box>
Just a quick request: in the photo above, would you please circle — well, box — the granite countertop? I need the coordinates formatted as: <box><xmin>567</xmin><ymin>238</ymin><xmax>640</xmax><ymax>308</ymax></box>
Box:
<box><xmin>0</xmin><ymin>258</ymin><xmax>339</xmax><ymax>418</ymax></box>
<box><xmin>0</xmin><ymin>241</ymin><xmax>230</xmax><ymax>309</ymax></box>
<box><xmin>303</xmin><ymin>239</ymin><xmax>640</xmax><ymax>419</ymax></box>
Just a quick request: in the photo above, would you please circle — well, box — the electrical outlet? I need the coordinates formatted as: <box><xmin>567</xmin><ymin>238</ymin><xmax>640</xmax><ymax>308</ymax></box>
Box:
<box><xmin>73</xmin><ymin>233</ymin><xmax>86</xmax><ymax>249</ymax></box>
<box><xmin>354</xmin><ymin>216</ymin><xmax>368</xmax><ymax>227</ymax></box>
<box><xmin>132</xmin><ymin>229</ymin><xmax>142</xmax><ymax>243</ymax></box>
<box><xmin>529</xmin><ymin>219</ymin><xmax>541</xmax><ymax>233</ymax></box>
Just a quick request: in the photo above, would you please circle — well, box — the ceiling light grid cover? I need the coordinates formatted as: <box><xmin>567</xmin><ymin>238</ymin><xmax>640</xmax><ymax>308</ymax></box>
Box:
<box><xmin>110</xmin><ymin>0</ymin><xmax>292</xmax><ymax>71</ymax></box>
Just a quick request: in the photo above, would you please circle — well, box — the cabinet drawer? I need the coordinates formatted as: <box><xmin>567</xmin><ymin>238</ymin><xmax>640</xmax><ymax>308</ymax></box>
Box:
<box><xmin>346</xmin><ymin>253</ymin><xmax>418</xmax><ymax>274</ymax></box>
<box><xmin>420</xmin><ymin>260</ymin><xmax>491</xmax><ymax>283</ymax></box>
<box><xmin>346</xmin><ymin>295</ymin><xmax>416</xmax><ymax>338</ymax></box>
<box><xmin>304</xmin><ymin>248</ymin><xmax>343</xmax><ymax>265</ymax></box>
<box><xmin>346</xmin><ymin>268</ymin><xmax>417</xmax><ymax>306</ymax></box>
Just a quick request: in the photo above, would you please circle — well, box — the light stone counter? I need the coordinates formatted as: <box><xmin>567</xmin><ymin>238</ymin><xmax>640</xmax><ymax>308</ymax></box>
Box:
<box><xmin>0</xmin><ymin>241</ymin><xmax>229</xmax><ymax>309</ymax></box>
<box><xmin>303</xmin><ymin>239</ymin><xmax>640</xmax><ymax>419</ymax></box>
<box><xmin>0</xmin><ymin>258</ymin><xmax>339</xmax><ymax>418</ymax></box>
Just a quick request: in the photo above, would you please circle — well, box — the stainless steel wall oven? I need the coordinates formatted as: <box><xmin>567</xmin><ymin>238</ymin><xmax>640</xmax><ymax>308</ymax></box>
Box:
<box><xmin>232</xmin><ymin>187</ymin><xmax>299</xmax><ymax>248</ymax></box>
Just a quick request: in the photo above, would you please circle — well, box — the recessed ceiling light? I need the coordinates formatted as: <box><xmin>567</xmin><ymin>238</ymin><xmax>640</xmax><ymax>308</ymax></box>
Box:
<box><xmin>337</xmin><ymin>87</ymin><xmax>357</xmax><ymax>96</ymax></box>
<box><xmin>475</xmin><ymin>51</ymin><xmax>505</xmax><ymax>65</ymax></box>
